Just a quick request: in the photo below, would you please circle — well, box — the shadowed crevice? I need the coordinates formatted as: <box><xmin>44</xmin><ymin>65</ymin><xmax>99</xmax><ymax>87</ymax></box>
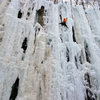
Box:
<box><xmin>72</xmin><ymin>26</ymin><xmax>77</xmax><ymax>42</ymax></box>
<box><xmin>66</xmin><ymin>47</ymin><xmax>70</xmax><ymax>62</ymax></box>
<box><xmin>21</xmin><ymin>37</ymin><xmax>28</xmax><ymax>53</ymax></box>
<box><xmin>9</xmin><ymin>77</ymin><xmax>19</xmax><ymax>100</ymax></box>
<box><xmin>84</xmin><ymin>42</ymin><xmax>91</xmax><ymax>63</ymax></box>
<box><xmin>18</xmin><ymin>10</ymin><xmax>22</xmax><ymax>18</ymax></box>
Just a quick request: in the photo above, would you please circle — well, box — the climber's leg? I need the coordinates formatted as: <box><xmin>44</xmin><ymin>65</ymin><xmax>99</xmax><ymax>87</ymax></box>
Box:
<box><xmin>59</xmin><ymin>22</ymin><xmax>64</xmax><ymax>25</ymax></box>
<box><xmin>64</xmin><ymin>24</ymin><xmax>68</xmax><ymax>28</ymax></box>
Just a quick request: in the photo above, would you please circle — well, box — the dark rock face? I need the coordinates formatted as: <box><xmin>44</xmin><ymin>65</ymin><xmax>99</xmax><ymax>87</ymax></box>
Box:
<box><xmin>37</xmin><ymin>6</ymin><xmax>45</xmax><ymax>26</ymax></box>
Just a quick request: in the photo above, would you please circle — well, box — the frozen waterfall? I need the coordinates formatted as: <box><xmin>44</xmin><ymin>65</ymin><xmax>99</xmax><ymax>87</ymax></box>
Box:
<box><xmin>0</xmin><ymin>0</ymin><xmax>100</xmax><ymax>100</ymax></box>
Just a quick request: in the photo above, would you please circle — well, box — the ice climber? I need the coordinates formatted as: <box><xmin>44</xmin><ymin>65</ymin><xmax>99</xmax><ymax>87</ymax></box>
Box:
<box><xmin>59</xmin><ymin>18</ymin><xmax>68</xmax><ymax>28</ymax></box>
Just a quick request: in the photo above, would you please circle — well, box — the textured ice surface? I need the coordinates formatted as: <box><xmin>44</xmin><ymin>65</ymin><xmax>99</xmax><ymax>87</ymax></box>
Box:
<box><xmin>0</xmin><ymin>0</ymin><xmax>100</xmax><ymax>100</ymax></box>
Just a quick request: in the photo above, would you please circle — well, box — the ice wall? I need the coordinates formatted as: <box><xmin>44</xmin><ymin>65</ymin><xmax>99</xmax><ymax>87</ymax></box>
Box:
<box><xmin>0</xmin><ymin>0</ymin><xmax>100</xmax><ymax>100</ymax></box>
